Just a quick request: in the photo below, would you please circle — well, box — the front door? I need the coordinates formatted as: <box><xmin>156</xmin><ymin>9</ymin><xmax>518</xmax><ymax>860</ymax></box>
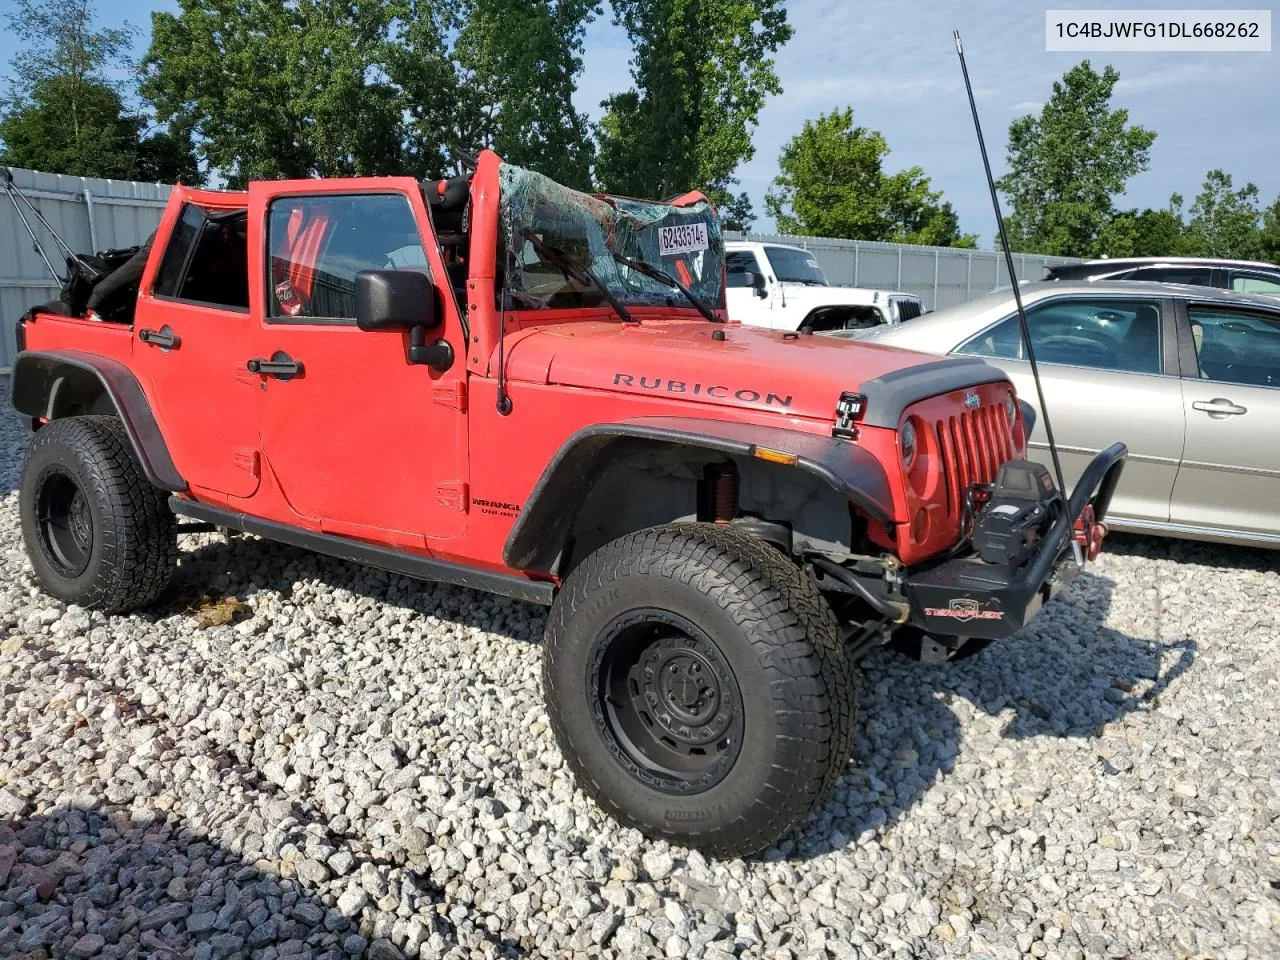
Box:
<box><xmin>246</xmin><ymin>180</ymin><xmax>469</xmax><ymax>546</ymax></box>
<box><xmin>1170</xmin><ymin>301</ymin><xmax>1280</xmax><ymax>539</ymax></box>
<box><xmin>958</xmin><ymin>294</ymin><xmax>1184</xmax><ymax>524</ymax></box>
<box><xmin>131</xmin><ymin>189</ymin><xmax>262</xmax><ymax>501</ymax></box>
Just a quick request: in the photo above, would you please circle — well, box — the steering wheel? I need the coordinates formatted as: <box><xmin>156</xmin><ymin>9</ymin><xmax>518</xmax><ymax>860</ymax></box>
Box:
<box><xmin>1036</xmin><ymin>334</ymin><xmax>1118</xmax><ymax>367</ymax></box>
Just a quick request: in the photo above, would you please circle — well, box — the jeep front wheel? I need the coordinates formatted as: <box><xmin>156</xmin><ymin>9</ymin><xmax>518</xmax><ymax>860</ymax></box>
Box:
<box><xmin>19</xmin><ymin>416</ymin><xmax>177</xmax><ymax>613</ymax></box>
<box><xmin>543</xmin><ymin>523</ymin><xmax>855</xmax><ymax>857</ymax></box>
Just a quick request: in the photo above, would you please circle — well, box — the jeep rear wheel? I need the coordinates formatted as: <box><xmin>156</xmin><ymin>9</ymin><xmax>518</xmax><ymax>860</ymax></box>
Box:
<box><xmin>20</xmin><ymin>416</ymin><xmax>177</xmax><ymax>613</ymax></box>
<box><xmin>543</xmin><ymin>523</ymin><xmax>855</xmax><ymax>857</ymax></box>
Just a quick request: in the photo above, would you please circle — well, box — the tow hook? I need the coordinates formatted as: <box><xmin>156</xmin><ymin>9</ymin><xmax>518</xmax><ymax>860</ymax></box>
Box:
<box><xmin>1072</xmin><ymin>505</ymin><xmax>1107</xmax><ymax>563</ymax></box>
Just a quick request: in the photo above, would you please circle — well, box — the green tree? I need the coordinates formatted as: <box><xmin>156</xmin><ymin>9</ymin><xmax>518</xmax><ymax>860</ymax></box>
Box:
<box><xmin>1183</xmin><ymin>169</ymin><xmax>1263</xmax><ymax>260</ymax></box>
<box><xmin>1260</xmin><ymin>197</ymin><xmax>1280</xmax><ymax>264</ymax></box>
<box><xmin>142</xmin><ymin>0</ymin><xmax>422</xmax><ymax>185</ymax></box>
<box><xmin>0</xmin><ymin>0</ymin><xmax>199</xmax><ymax>181</ymax></box>
<box><xmin>998</xmin><ymin>61</ymin><xmax>1156</xmax><ymax>256</ymax></box>
<box><xmin>764</xmin><ymin>108</ymin><xmax>977</xmax><ymax>247</ymax></box>
<box><xmin>595</xmin><ymin>0</ymin><xmax>792</xmax><ymax>229</ymax></box>
<box><xmin>451</xmin><ymin>0</ymin><xmax>598</xmax><ymax>189</ymax></box>
<box><xmin>1095</xmin><ymin>198</ymin><xmax>1187</xmax><ymax>258</ymax></box>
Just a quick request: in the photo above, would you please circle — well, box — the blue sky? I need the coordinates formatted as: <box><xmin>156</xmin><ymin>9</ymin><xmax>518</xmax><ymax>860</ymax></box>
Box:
<box><xmin>3</xmin><ymin>0</ymin><xmax>1276</xmax><ymax>246</ymax></box>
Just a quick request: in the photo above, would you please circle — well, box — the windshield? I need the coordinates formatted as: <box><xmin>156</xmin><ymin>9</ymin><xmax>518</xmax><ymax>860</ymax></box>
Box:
<box><xmin>764</xmin><ymin>246</ymin><xmax>827</xmax><ymax>285</ymax></box>
<box><xmin>497</xmin><ymin>163</ymin><xmax>725</xmax><ymax>313</ymax></box>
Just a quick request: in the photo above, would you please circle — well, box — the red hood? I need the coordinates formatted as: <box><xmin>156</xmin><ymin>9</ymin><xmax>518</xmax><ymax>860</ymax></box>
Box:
<box><xmin>502</xmin><ymin>319</ymin><xmax>942</xmax><ymax>421</ymax></box>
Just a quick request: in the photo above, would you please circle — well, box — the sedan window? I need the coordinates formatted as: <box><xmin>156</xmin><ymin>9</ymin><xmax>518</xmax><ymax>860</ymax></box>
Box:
<box><xmin>1129</xmin><ymin>266</ymin><xmax>1213</xmax><ymax>286</ymax></box>
<box><xmin>1187</xmin><ymin>306</ymin><xmax>1280</xmax><ymax>388</ymax></box>
<box><xmin>958</xmin><ymin>297</ymin><xmax>1164</xmax><ymax>374</ymax></box>
<box><xmin>1229</xmin><ymin>272</ymin><xmax>1280</xmax><ymax>296</ymax></box>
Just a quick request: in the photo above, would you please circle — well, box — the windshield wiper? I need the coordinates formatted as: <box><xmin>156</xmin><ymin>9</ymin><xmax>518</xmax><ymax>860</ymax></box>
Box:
<box><xmin>520</xmin><ymin>229</ymin><xmax>634</xmax><ymax>323</ymax></box>
<box><xmin>610</xmin><ymin>250</ymin><xmax>722</xmax><ymax>323</ymax></box>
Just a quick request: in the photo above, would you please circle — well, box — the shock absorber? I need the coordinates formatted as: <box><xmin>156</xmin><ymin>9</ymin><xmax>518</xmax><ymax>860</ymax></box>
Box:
<box><xmin>702</xmin><ymin>464</ymin><xmax>739</xmax><ymax>523</ymax></box>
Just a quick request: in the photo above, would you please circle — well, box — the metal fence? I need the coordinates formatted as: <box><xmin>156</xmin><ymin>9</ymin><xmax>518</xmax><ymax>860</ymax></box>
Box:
<box><xmin>1</xmin><ymin>166</ymin><xmax>172</xmax><ymax>371</ymax></box>
<box><xmin>725</xmin><ymin>232</ymin><xmax>1080</xmax><ymax>312</ymax></box>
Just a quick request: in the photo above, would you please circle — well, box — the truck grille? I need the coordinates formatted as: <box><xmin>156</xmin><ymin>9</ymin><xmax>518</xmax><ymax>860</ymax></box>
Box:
<box><xmin>934</xmin><ymin>405</ymin><xmax>1015</xmax><ymax>517</ymax></box>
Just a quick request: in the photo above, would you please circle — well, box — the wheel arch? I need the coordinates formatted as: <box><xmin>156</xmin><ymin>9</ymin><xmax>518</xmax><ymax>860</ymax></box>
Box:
<box><xmin>504</xmin><ymin>417</ymin><xmax>896</xmax><ymax>577</ymax></box>
<box><xmin>10</xmin><ymin>350</ymin><xmax>186</xmax><ymax>492</ymax></box>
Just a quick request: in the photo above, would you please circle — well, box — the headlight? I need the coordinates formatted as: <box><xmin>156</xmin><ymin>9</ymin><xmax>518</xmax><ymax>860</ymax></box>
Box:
<box><xmin>900</xmin><ymin>419</ymin><xmax>917</xmax><ymax>470</ymax></box>
<box><xmin>1005</xmin><ymin>393</ymin><xmax>1017</xmax><ymax>427</ymax></box>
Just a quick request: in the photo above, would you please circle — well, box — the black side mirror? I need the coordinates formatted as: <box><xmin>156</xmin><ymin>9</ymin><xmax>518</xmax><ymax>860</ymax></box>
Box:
<box><xmin>743</xmin><ymin>271</ymin><xmax>768</xmax><ymax>297</ymax></box>
<box><xmin>355</xmin><ymin>270</ymin><xmax>439</xmax><ymax>332</ymax></box>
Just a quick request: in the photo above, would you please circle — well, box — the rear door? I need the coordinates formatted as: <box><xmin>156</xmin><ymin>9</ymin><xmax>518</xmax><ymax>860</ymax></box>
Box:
<box><xmin>130</xmin><ymin>189</ymin><xmax>262</xmax><ymax>500</ymax></box>
<box><xmin>1170</xmin><ymin>300</ymin><xmax>1280</xmax><ymax>539</ymax></box>
<box><xmin>246</xmin><ymin>180</ymin><xmax>470</xmax><ymax>546</ymax></box>
<box><xmin>956</xmin><ymin>294</ymin><xmax>1184</xmax><ymax>523</ymax></box>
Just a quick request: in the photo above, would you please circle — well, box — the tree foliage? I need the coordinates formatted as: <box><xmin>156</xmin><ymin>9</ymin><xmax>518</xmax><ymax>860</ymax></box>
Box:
<box><xmin>142</xmin><ymin>0</ymin><xmax>599</xmax><ymax>187</ymax></box>
<box><xmin>451</xmin><ymin>0</ymin><xmax>598</xmax><ymax>189</ymax></box>
<box><xmin>0</xmin><ymin>0</ymin><xmax>199</xmax><ymax>182</ymax></box>
<box><xmin>1094</xmin><ymin>198</ymin><xmax>1187</xmax><ymax>258</ymax></box>
<box><xmin>998</xmin><ymin>61</ymin><xmax>1155</xmax><ymax>257</ymax></box>
<box><xmin>764</xmin><ymin>108</ymin><xmax>976</xmax><ymax>247</ymax></box>
<box><xmin>1261</xmin><ymin>198</ymin><xmax>1280</xmax><ymax>264</ymax></box>
<box><xmin>595</xmin><ymin>0</ymin><xmax>792</xmax><ymax>229</ymax></box>
<box><xmin>1183</xmin><ymin>169</ymin><xmax>1263</xmax><ymax>260</ymax></box>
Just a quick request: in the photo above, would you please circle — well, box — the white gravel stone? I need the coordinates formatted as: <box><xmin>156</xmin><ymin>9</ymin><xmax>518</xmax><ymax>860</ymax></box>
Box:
<box><xmin>1</xmin><ymin>382</ymin><xmax>1278</xmax><ymax>959</ymax></box>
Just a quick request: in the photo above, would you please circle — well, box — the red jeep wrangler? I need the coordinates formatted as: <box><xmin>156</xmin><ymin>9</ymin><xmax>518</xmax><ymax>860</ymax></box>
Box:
<box><xmin>10</xmin><ymin>151</ymin><xmax>1125</xmax><ymax>856</ymax></box>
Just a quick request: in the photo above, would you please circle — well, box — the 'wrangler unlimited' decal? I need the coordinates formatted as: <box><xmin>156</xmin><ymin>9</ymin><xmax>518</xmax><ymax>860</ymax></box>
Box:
<box><xmin>613</xmin><ymin>373</ymin><xmax>792</xmax><ymax>408</ymax></box>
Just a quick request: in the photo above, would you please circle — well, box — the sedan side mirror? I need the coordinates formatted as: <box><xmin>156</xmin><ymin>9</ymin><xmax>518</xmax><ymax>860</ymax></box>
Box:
<box><xmin>355</xmin><ymin>270</ymin><xmax>439</xmax><ymax>332</ymax></box>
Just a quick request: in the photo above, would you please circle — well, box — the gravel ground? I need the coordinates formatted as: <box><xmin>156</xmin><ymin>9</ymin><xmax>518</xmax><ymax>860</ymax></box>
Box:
<box><xmin>1</xmin><ymin>383</ymin><xmax>1278</xmax><ymax>960</ymax></box>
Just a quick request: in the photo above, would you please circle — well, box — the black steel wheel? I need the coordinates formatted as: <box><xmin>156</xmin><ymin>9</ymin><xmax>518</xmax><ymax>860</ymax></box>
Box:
<box><xmin>591</xmin><ymin>609</ymin><xmax>744</xmax><ymax>794</ymax></box>
<box><xmin>544</xmin><ymin>523</ymin><xmax>855</xmax><ymax>857</ymax></box>
<box><xmin>33</xmin><ymin>467</ymin><xmax>95</xmax><ymax>578</ymax></box>
<box><xmin>19</xmin><ymin>416</ymin><xmax>176</xmax><ymax>612</ymax></box>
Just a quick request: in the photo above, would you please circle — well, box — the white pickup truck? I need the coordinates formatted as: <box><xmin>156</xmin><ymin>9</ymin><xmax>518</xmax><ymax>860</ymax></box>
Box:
<box><xmin>725</xmin><ymin>240</ymin><xmax>926</xmax><ymax>333</ymax></box>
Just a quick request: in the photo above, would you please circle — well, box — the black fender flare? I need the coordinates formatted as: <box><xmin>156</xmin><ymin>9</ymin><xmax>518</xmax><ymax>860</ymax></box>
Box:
<box><xmin>503</xmin><ymin>416</ymin><xmax>896</xmax><ymax>575</ymax></box>
<box><xmin>10</xmin><ymin>350</ymin><xmax>186</xmax><ymax>492</ymax></box>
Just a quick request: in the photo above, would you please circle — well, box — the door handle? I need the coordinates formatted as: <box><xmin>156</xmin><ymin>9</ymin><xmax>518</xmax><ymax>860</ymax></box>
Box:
<box><xmin>247</xmin><ymin>351</ymin><xmax>303</xmax><ymax>381</ymax></box>
<box><xmin>1192</xmin><ymin>398</ymin><xmax>1247</xmax><ymax>417</ymax></box>
<box><xmin>138</xmin><ymin>326</ymin><xmax>180</xmax><ymax>350</ymax></box>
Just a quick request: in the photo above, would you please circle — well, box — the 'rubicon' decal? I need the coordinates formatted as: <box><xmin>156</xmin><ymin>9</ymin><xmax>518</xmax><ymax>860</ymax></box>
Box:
<box><xmin>924</xmin><ymin>598</ymin><xmax>1005</xmax><ymax>622</ymax></box>
<box><xmin>613</xmin><ymin>373</ymin><xmax>792</xmax><ymax>408</ymax></box>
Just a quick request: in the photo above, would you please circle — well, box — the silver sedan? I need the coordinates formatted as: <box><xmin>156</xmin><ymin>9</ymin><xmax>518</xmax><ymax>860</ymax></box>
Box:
<box><xmin>840</xmin><ymin>280</ymin><xmax>1280</xmax><ymax>549</ymax></box>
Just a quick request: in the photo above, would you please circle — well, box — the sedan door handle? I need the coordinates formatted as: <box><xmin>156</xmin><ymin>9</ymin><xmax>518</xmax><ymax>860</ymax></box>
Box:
<box><xmin>138</xmin><ymin>326</ymin><xmax>180</xmax><ymax>350</ymax></box>
<box><xmin>1192</xmin><ymin>398</ymin><xmax>1247</xmax><ymax>417</ymax></box>
<box><xmin>246</xmin><ymin>352</ymin><xmax>303</xmax><ymax>381</ymax></box>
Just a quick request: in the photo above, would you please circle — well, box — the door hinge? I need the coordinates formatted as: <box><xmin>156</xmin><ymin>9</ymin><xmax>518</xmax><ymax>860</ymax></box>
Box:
<box><xmin>232</xmin><ymin>448</ymin><xmax>260</xmax><ymax>477</ymax></box>
<box><xmin>433</xmin><ymin>381</ymin><xmax>467</xmax><ymax>412</ymax></box>
<box><xmin>436</xmin><ymin>481</ymin><xmax>469</xmax><ymax>512</ymax></box>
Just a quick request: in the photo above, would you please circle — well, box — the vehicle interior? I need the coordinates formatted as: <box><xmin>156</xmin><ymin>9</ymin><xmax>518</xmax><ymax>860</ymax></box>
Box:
<box><xmin>1190</xmin><ymin>307</ymin><xmax>1280</xmax><ymax>387</ymax></box>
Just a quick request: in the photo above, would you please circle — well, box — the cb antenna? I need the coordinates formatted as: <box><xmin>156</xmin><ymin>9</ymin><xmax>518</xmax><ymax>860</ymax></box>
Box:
<box><xmin>953</xmin><ymin>30</ymin><xmax>1067</xmax><ymax>501</ymax></box>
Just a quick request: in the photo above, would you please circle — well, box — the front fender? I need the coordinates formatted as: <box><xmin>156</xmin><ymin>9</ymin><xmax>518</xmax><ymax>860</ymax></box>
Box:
<box><xmin>503</xmin><ymin>416</ymin><xmax>895</xmax><ymax>575</ymax></box>
<box><xmin>10</xmin><ymin>350</ymin><xmax>186</xmax><ymax>491</ymax></box>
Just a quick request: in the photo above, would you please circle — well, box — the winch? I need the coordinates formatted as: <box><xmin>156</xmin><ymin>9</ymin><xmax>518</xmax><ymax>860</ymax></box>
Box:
<box><xmin>971</xmin><ymin>460</ymin><xmax>1063</xmax><ymax>568</ymax></box>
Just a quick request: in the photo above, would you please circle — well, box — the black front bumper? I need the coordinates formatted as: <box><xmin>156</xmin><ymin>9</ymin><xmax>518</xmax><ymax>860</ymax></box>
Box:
<box><xmin>903</xmin><ymin>443</ymin><xmax>1127</xmax><ymax>641</ymax></box>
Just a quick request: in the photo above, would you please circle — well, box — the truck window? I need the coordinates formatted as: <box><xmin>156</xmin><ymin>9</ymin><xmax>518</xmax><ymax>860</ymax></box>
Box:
<box><xmin>153</xmin><ymin>204</ymin><xmax>249</xmax><ymax>310</ymax></box>
<box><xmin>726</xmin><ymin>251</ymin><xmax>761</xmax><ymax>286</ymax></box>
<box><xmin>267</xmin><ymin>193</ymin><xmax>428</xmax><ymax>322</ymax></box>
<box><xmin>762</xmin><ymin>246</ymin><xmax>827</xmax><ymax>286</ymax></box>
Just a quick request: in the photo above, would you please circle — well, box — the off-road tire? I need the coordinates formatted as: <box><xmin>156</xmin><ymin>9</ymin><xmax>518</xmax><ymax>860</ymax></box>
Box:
<box><xmin>20</xmin><ymin>416</ymin><xmax>177</xmax><ymax>613</ymax></box>
<box><xmin>543</xmin><ymin>522</ymin><xmax>856</xmax><ymax>857</ymax></box>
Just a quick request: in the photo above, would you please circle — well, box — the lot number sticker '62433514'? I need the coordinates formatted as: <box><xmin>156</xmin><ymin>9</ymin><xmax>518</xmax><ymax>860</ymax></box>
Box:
<box><xmin>658</xmin><ymin>223</ymin><xmax>709</xmax><ymax>257</ymax></box>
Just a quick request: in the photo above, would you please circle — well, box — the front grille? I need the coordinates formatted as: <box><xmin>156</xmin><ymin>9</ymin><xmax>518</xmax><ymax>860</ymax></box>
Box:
<box><xmin>934</xmin><ymin>405</ymin><xmax>1015</xmax><ymax>517</ymax></box>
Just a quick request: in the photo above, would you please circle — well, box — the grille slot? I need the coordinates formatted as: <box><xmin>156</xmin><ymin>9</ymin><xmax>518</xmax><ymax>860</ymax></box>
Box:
<box><xmin>934</xmin><ymin>405</ymin><xmax>1015</xmax><ymax>517</ymax></box>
